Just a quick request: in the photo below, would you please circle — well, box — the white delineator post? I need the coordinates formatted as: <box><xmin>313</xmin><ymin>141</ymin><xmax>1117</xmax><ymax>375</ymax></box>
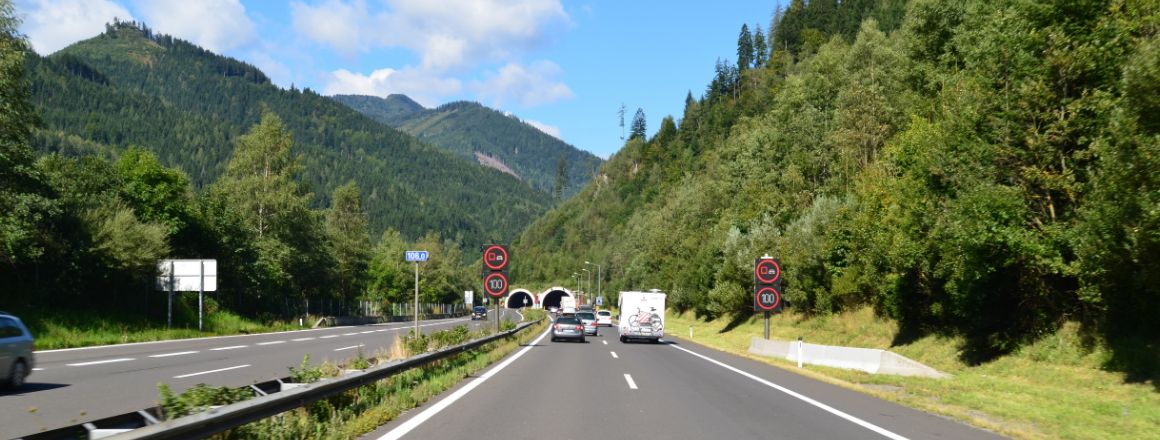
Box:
<box><xmin>798</xmin><ymin>336</ymin><xmax>804</xmax><ymax>368</ymax></box>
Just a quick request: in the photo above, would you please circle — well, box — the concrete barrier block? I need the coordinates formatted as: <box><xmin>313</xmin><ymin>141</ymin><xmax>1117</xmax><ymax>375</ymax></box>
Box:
<box><xmin>748</xmin><ymin>337</ymin><xmax>792</xmax><ymax>358</ymax></box>
<box><xmin>749</xmin><ymin>337</ymin><xmax>947</xmax><ymax>379</ymax></box>
<box><xmin>878</xmin><ymin>351</ymin><xmax>949</xmax><ymax>378</ymax></box>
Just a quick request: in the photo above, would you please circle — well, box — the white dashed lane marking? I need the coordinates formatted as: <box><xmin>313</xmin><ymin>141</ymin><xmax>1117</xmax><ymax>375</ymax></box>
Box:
<box><xmin>174</xmin><ymin>364</ymin><xmax>250</xmax><ymax>379</ymax></box>
<box><xmin>334</xmin><ymin>344</ymin><xmax>363</xmax><ymax>351</ymax></box>
<box><xmin>623</xmin><ymin>374</ymin><xmax>638</xmax><ymax>390</ymax></box>
<box><xmin>149</xmin><ymin>351</ymin><xmax>198</xmax><ymax>358</ymax></box>
<box><xmin>210</xmin><ymin>345</ymin><xmax>247</xmax><ymax>351</ymax></box>
<box><xmin>67</xmin><ymin>358</ymin><xmax>134</xmax><ymax>367</ymax></box>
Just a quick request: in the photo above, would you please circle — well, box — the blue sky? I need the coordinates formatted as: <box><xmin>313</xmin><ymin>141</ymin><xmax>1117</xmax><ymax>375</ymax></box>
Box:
<box><xmin>16</xmin><ymin>0</ymin><xmax>779</xmax><ymax>159</ymax></box>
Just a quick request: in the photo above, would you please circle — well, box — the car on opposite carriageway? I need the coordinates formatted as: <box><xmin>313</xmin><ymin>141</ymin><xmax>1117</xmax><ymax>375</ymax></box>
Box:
<box><xmin>472</xmin><ymin>306</ymin><xmax>488</xmax><ymax>320</ymax></box>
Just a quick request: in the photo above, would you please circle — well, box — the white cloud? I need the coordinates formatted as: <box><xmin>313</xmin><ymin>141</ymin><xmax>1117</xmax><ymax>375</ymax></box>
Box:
<box><xmin>524</xmin><ymin>119</ymin><xmax>561</xmax><ymax>139</ymax></box>
<box><xmin>289</xmin><ymin>0</ymin><xmax>368</xmax><ymax>57</ymax></box>
<box><xmin>17</xmin><ymin>0</ymin><xmax>134</xmax><ymax>55</ymax></box>
<box><xmin>132</xmin><ymin>0</ymin><xmax>256</xmax><ymax>53</ymax></box>
<box><xmin>322</xmin><ymin>67</ymin><xmax>461</xmax><ymax>107</ymax></box>
<box><xmin>474</xmin><ymin>60</ymin><xmax>573</xmax><ymax>107</ymax></box>
<box><xmin>291</xmin><ymin>0</ymin><xmax>568</xmax><ymax>71</ymax></box>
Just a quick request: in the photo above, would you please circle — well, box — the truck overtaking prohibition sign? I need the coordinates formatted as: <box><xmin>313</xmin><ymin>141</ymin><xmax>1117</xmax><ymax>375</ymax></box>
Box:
<box><xmin>483</xmin><ymin>245</ymin><xmax>509</xmax><ymax>271</ymax></box>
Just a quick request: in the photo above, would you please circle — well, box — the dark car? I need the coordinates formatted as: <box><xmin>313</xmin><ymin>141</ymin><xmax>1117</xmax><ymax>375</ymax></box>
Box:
<box><xmin>0</xmin><ymin>312</ymin><xmax>35</xmax><ymax>389</ymax></box>
<box><xmin>471</xmin><ymin>306</ymin><xmax>488</xmax><ymax>320</ymax></box>
<box><xmin>551</xmin><ymin>316</ymin><xmax>585</xmax><ymax>343</ymax></box>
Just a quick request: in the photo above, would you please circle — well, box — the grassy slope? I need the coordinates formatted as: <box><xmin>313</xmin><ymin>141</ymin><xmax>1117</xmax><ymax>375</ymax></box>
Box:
<box><xmin>667</xmin><ymin>309</ymin><xmax>1159</xmax><ymax>440</ymax></box>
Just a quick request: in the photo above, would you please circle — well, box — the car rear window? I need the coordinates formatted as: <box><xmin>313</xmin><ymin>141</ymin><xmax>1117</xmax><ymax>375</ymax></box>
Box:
<box><xmin>555</xmin><ymin>317</ymin><xmax>580</xmax><ymax>325</ymax></box>
<box><xmin>597</xmin><ymin>311</ymin><xmax>611</xmax><ymax>316</ymax></box>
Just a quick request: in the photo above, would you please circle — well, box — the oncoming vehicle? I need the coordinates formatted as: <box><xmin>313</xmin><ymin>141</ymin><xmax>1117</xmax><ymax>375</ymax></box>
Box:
<box><xmin>596</xmin><ymin>310</ymin><xmax>613</xmax><ymax>327</ymax></box>
<box><xmin>471</xmin><ymin>306</ymin><xmax>488</xmax><ymax>320</ymax></box>
<box><xmin>0</xmin><ymin>312</ymin><xmax>35</xmax><ymax>389</ymax></box>
<box><xmin>551</xmin><ymin>316</ymin><xmax>585</xmax><ymax>343</ymax></box>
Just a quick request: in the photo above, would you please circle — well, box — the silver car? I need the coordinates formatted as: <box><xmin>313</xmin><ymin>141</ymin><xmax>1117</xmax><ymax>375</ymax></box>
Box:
<box><xmin>0</xmin><ymin>312</ymin><xmax>35</xmax><ymax>389</ymax></box>
<box><xmin>575</xmin><ymin>312</ymin><xmax>598</xmax><ymax>336</ymax></box>
<box><xmin>551</xmin><ymin>316</ymin><xmax>585</xmax><ymax>343</ymax></box>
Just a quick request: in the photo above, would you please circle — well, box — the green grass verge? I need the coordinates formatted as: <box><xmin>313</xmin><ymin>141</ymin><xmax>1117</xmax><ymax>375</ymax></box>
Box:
<box><xmin>205</xmin><ymin>319</ymin><xmax>547</xmax><ymax>439</ymax></box>
<box><xmin>22</xmin><ymin>307</ymin><xmax>298</xmax><ymax>350</ymax></box>
<box><xmin>667</xmin><ymin>308</ymin><xmax>1159</xmax><ymax>440</ymax></box>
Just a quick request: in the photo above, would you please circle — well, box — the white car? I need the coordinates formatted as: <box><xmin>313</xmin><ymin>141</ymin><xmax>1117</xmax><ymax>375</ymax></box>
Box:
<box><xmin>596</xmin><ymin>310</ymin><xmax>613</xmax><ymax>327</ymax></box>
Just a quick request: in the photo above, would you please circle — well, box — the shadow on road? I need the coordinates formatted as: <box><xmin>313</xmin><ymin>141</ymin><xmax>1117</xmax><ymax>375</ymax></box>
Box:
<box><xmin>0</xmin><ymin>382</ymin><xmax>69</xmax><ymax>396</ymax></box>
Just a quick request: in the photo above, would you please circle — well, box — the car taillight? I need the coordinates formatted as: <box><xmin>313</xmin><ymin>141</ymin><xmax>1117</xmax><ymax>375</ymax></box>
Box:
<box><xmin>575</xmin><ymin>325</ymin><xmax>583</xmax><ymax>331</ymax></box>
<box><xmin>554</xmin><ymin>324</ymin><xmax>560</xmax><ymax>330</ymax></box>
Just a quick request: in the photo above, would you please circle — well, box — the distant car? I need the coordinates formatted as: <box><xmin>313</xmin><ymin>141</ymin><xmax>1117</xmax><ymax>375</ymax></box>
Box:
<box><xmin>596</xmin><ymin>310</ymin><xmax>613</xmax><ymax>327</ymax></box>
<box><xmin>578</xmin><ymin>304</ymin><xmax>594</xmax><ymax>312</ymax></box>
<box><xmin>576</xmin><ymin>311</ymin><xmax>598</xmax><ymax>335</ymax></box>
<box><xmin>560</xmin><ymin>307</ymin><xmax>577</xmax><ymax>318</ymax></box>
<box><xmin>551</xmin><ymin>316</ymin><xmax>585</xmax><ymax>343</ymax></box>
<box><xmin>0</xmin><ymin>312</ymin><xmax>35</xmax><ymax>389</ymax></box>
<box><xmin>471</xmin><ymin>306</ymin><xmax>488</xmax><ymax>320</ymax></box>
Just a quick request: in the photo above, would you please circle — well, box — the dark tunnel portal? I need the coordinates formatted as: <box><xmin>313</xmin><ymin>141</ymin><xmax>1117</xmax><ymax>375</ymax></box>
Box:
<box><xmin>541</xmin><ymin>290</ymin><xmax>570</xmax><ymax>310</ymax></box>
<box><xmin>507</xmin><ymin>291</ymin><xmax>534</xmax><ymax>309</ymax></box>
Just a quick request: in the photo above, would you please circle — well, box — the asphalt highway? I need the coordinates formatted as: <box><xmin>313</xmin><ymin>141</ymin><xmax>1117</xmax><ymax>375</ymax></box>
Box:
<box><xmin>1</xmin><ymin>310</ymin><xmax>519</xmax><ymax>438</ymax></box>
<box><xmin>364</xmin><ymin>325</ymin><xmax>1006</xmax><ymax>440</ymax></box>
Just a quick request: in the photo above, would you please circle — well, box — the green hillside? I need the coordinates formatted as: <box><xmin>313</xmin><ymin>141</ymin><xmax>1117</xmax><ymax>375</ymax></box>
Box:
<box><xmin>514</xmin><ymin>0</ymin><xmax>1159</xmax><ymax>377</ymax></box>
<box><xmin>29</xmin><ymin>22</ymin><xmax>551</xmax><ymax>244</ymax></box>
<box><xmin>333</xmin><ymin>94</ymin><xmax>602</xmax><ymax>198</ymax></box>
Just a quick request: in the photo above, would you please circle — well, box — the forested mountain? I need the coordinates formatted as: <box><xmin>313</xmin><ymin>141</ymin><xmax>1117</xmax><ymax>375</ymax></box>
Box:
<box><xmin>514</xmin><ymin>0</ymin><xmax>1159</xmax><ymax>372</ymax></box>
<box><xmin>334</xmin><ymin>94</ymin><xmax>602</xmax><ymax>198</ymax></box>
<box><xmin>27</xmin><ymin>22</ymin><xmax>551</xmax><ymax>244</ymax></box>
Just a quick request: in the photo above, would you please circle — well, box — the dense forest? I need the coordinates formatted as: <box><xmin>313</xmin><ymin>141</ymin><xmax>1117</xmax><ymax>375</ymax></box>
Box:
<box><xmin>514</xmin><ymin>0</ymin><xmax>1159</xmax><ymax>375</ymax></box>
<box><xmin>0</xmin><ymin>11</ymin><xmax>535</xmax><ymax>320</ymax></box>
<box><xmin>334</xmin><ymin>94</ymin><xmax>602</xmax><ymax>199</ymax></box>
<box><xmin>29</xmin><ymin>21</ymin><xmax>551</xmax><ymax>244</ymax></box>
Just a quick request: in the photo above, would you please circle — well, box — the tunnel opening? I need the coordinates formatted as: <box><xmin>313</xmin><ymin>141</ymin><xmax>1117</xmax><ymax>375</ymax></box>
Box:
<box><xmin>507</xmin><ymin>290</ymin><xmax>535</xmax><ymax>309</ymax></box>
<box><xmin>540</xmin><ymin>289</ymin><xmax>572</xmax><ymax>310</ymax></box>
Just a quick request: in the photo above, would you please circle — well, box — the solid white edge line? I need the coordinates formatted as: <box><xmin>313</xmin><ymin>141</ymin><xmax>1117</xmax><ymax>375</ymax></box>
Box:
<box><xmin>174</xmin><ymin>364</ymin><xmax>250</xmax><ymax>379</ymax></box>
<box><xmin>149</xmin><ymin>351</ymin><xmax>199</xmax><ymax>358</ymax></box>
<box><xmin>610</xmin><ymin>352</ymin><xmax>619</xmax><ymax>359</ymax></box>
<box><xmin>377</xmin><ymin>327</ymin><xmax>551</xmax><ymax>440</ymax></box>
<box><xmin>67</xmin><ymin>358</ymin><xmax>134</xmax><ymax>367</ymax></box>
<box><xmin>257</xmin><ymin>341</ymin><xmax>286</xmax><ymax>346</ymax></box>
<box><xmin>623</xmin><ymin>373</ymin><xmax>638</xmax><ymax>389</ymax></box>
<box><xmin>669</xmin><ymin>344</ymin><xmax>909</xmax><ymax>440</ymax></box>
<box><xmin>210</xmin><ymin>345</ymin><xmax>247</xmax><ymax>351</ymax></box>
<box><xmin>334</xmin><ymin>344</ymin><xmax>363</xmax><ymax>351</ymax></box>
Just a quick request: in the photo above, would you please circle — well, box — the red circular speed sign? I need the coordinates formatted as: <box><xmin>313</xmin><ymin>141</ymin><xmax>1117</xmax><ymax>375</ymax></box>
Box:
<box><xmin>755</xmin><ymin>259</ymin><xmax>781</xmax><ymax>284</ymax></box>
<box><xmin>483</xmin><ymin>272</ymin><xmax>508</xmax><ymax>297</ymax></box>
<box><xmin>483</xmin><ymin>245</ymin><xmax>509</xmax><ymax>271</ymax></box>
<box><xmin>755</xmin><ymin>286</ymin><xmax>781</xmax><ymax>311</ymax></box>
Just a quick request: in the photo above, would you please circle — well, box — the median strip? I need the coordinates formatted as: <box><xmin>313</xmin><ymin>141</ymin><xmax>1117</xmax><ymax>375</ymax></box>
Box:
<box><xmin>67</xmin><ymin>358</ymin><xmax>134</xmax><ymax>367</ymax></box>
<box><xmin>174</xmin><ymin>364</ymin><xmax>251</xmax><ymax>379</ymax></box>
<box><xmin>150</xmin><ymin>351</ymin><xmax>199</xmax><ymax>358</ymax></box>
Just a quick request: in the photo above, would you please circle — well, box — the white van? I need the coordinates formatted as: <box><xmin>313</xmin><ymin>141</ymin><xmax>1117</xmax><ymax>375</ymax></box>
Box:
<box><xmin>617</xmin><ymin>290</ymin><xmax>666</xmax><ymax>343</ymax></box>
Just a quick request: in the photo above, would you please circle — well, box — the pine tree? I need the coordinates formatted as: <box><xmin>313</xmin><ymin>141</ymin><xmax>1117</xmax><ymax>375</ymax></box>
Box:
<box><xmin>753</xmin><ymin>24</ymin><xmax>768</xmax><ymax>68</ymax></box>
<box><xmin>737</xmin><ymin>24</ymin><xmax>754</xmax><ymax>71</ymax></box>
<box><xmin>629</xmin><ymin>108</ymin><xmax>647</xmax><ymax>140</ymax></box>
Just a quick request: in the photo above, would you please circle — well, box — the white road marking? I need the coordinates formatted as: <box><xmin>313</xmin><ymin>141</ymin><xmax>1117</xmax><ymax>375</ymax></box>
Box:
<box><xmin>670</xmin><ymin>344</ymin><xmax>910</xmax><ymax>440</ymax></box>
<box><xmin>343</xmin><ymin>333</ymin><xmax>359</xmax><ymax>336</ymax></box>
<box><xmin>610</xmin><ymin>352</ymin><xmax>619</xmax><ymax>359</ymax></box>
<box><xmin>33</xmin><ymin>368</ymin><xmax>45</xmax><ymax>371</ymax></box>
<box><xmin>174</xmin><ymin>364</ymin><xmax>250</xmax><ymax>379</ymax></box>
<box><xmin>210</xmin><ymin>345</ymin><xmax>247</xmax><ymax>351</ymax></box>
<box><xmin>623</xmin><ymin>373</ymin><xmax>638</xmax><ymax>389</ymax></box>
<box><xmin>361</xmin><ymin>331</ymin><xmax>376</xmax><ymax>334</ymax></box>
<box><xmin>321</xmin><ymin>335</ymin><xmax>340</xmax><ymax>339</ymax></box>
<box><xmin>257</xmin><ymin>341</ymin><xmax>286</xmax><ymax>346</ymax></box>
<box><xmin>67</xmin><ymin>358</ymin><xmax>134</xmax><ymax>367</ymax></box>
<box><xmin>602</xmin><ymin>340</ymin><xmax>608</xmax><ymax>345</ymax></box>
<box><xmin>149</xmin><ymin>351</ymin><xmax>198</xmax><ymax>358</ymax></box>
<box><xmin>334</xmin><ymin>344</ymin><xmax>363</xmax><ymax>351</ymax></box>
<box><xmin>377</xmin><ymin>328</ymin><xmax>551</xmax><ymax>440</ymax></box>
<box><xmin>292</xmin><ymin>337</ymin><xmax>316</xmax><ymax>342</ymax></box>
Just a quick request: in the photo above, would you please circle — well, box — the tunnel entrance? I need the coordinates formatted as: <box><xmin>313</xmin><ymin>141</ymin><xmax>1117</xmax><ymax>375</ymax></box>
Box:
<box><xmin>507</xmin><ymin>290</ymin><xmax>535</xmax><ymax>309</ymax></box>
<box><xmin>540</xmin><ymin>289</ymin><xmax>572</xmax><ymax>310</ymax></box>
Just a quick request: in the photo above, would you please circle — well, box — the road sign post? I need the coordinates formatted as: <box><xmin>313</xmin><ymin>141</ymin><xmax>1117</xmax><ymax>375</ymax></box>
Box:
<box><xmin>406</xmin><ymin>251</ymin><xmax>429</xmax><ymax>336</ymax></box>
<box><xmin>482</xmin><ymin>245</ymin><xmax>510</xmax><ymax>333</ymax></box>
<box><xmin>754</xmin><ymin>255</ymin><xmax>783</xmax><ymax>340</ymax></box>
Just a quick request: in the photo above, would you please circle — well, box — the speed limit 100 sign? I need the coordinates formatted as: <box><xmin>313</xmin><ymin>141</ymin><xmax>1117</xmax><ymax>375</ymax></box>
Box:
<box><xmin>755</xmin><ymin>286</ymin><xmax>781</xmax><ymax>311</ymax></box>
<box><xmin>483</xmin><ymin>272</ymin><xmax>508</xmax><ymax>298</ymax></box>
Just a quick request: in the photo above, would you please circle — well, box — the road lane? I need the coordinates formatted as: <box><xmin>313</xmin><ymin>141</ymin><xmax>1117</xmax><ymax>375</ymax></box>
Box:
<box><xmin>367</xmin><ymin>329</ymin><xmax>1004</xmax><ymax>440</ymax></box>
<box><xmin>1</xmin><ymin>311</ymin><xmax>520</xmax><ymax>438</ymax></box>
